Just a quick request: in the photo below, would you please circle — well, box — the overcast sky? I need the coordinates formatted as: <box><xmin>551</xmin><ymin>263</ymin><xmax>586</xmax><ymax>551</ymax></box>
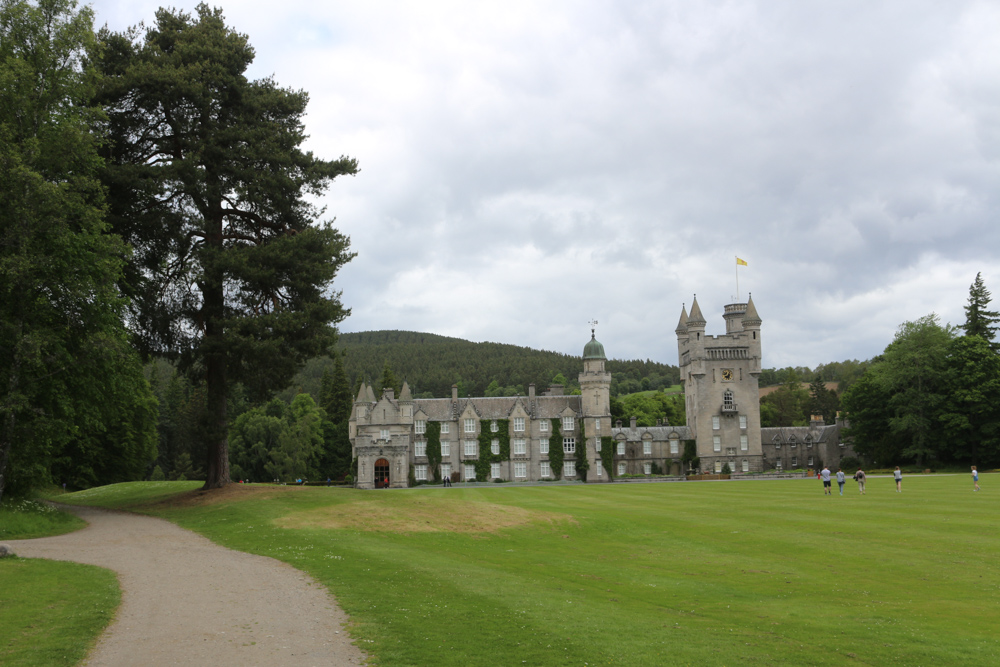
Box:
<box><xmin>87</xmin><ymin>0</ymin><xmax>1000</xmax><ymax>369</ymax></box>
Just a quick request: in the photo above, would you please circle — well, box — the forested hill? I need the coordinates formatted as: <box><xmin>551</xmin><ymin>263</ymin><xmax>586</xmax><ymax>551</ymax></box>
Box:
<box><xmin>281</xmin><ymin>330</ymin><xmax>680</xmax><ymax>400</ymax></box>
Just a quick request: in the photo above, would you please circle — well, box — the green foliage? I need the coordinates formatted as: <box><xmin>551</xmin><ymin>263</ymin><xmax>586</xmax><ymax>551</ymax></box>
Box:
<box><xmin>378</xmin><ymin>361</ymin><xmax>400</xmax><ymax>397</ymax></box>
<box><xmin>721</xmin><ymin>462</ymin><xmax>731</xmax><ymax>475</ymax></box>
<box><xmin>618</xmin><ymin>391</ymin><xmax>685</xmax><ymax>427</ymax></box>
<box><xmin>228</xmin><ymin>394</ymin><xmax>325</xmax><ymax>483</ymax></box>
<box><xmin>0</xmin><ymin>0</ymin><xmax>158</xmax><ymax>501</ymax></box>
<box><xmin>962</xmin><ymin>272</ymin><xmax>999</xmax><ymax>349</ymax></box>
<box><xmin>476</xmin><ymin>420</ymin><xmax>509</xmax><ymax>481</ymax></box>
<box><xmin>938</xmin><ymin>335</ymin><xmax>1000</xmax><ymax>466</ymax></box>
<box><xmin>548</xmin><ymin>419</ymin><xmax>564</xmax><ymax>480</ymax></box>
<box><xmin>599</xmin><ymin>436</ymin><xmax>614</xmax><ymax>479</ymax></box>
<box><xmin>425</xmin><ymin>421</ymin><xmax>441</xmax><ymax>482</ymax></box>
<box><xmin>807</xmin><ymin>376</ymin><xmax>840</xmax><ymax>424</ymax></box>
<box><xmin>839</xmin><ymin>456</ymin><xmax>861</xmax><ymax>471</ymax></box>
<box><xmin>95</xmin><ymin>4</ymin><xmax>357</xmax><ymax>487</ymax></box>
<box><xmin>759</xmin><ymin>372</ymin><xmax>811</xmax><ymax>427</ymax></box>
<box><xmin>283</xmin><ymin>330</ymin><xmax>679</xmax><ymax>401</ymax></box>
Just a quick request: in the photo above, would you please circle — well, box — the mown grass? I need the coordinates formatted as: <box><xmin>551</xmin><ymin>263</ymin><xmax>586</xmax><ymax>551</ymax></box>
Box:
<box><xmin>0</xmin><ymin>499</ymin><xmax>86</xmax><ymax>540</ymax></box>
<box><xmin>0</xmin><ymin>500</ymin><xmax>120</xmax><ymax>667</ymax></box>
<box><xmin>61</xmin><ymin>475</ymin><xmax>998</xmax><ymax>666</ymax></box>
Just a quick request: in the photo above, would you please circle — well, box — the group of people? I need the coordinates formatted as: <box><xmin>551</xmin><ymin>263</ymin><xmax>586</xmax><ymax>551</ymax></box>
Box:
<box><xmin>819</xmin><ymin>465</ymin><xmax>981</xmax><ymax>494</ymax></box>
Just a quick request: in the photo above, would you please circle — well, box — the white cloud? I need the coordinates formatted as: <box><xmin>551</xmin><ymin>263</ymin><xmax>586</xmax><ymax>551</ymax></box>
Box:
<box><xmin>87</xmin><ymin>0</ymin><xmax>1000</xmax><ymax>369</ymax></box>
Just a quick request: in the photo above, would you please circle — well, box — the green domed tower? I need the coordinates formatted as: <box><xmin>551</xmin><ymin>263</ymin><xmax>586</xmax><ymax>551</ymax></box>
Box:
<box><xmin>579</xmin><ymin>327</ymin><xmax>611</xmax><ymax>482</ymax></box>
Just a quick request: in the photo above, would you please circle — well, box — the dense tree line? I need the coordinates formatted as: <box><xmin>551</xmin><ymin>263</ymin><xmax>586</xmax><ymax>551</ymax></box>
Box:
<box><xmin>278</xmin><ymin>330</ymin><xmax>682</xmax><ymax>402</ymax></box>
<box><xmin>842</xmin><ymin>275</ymin><xmax>1000</xmax><ymax>467</ymax></box>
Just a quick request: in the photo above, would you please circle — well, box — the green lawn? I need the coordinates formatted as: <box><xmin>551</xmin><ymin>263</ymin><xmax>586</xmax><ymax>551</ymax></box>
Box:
<box><xmin>61</xmin><ymin>475</ymin><xmax>998</xmax><ymax>666</ymax></box>
<box><xmin>0</xmin><ymin>500</ymin><xmax>120</xmax><ymax>667</ymax></box>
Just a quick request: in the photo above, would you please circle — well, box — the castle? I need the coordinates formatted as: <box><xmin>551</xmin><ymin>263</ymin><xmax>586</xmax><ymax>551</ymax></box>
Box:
<box><xmin>349</xmin><ymin>296</ymin><xmax>852</xmax><ymax>489</ymax></box>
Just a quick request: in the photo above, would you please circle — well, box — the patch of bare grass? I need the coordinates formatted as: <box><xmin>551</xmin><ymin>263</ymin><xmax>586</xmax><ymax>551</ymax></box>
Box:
<box><xmin>275</xmin><ymin>496</ymin><xmax>572</xmax><ymax>533</ymax></box>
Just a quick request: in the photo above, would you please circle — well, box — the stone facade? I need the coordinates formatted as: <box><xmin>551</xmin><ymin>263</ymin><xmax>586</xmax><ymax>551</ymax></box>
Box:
<box><xmin>349</xmin><ymin>296</ymin><xmax>855</xmax><ymax>489</ymax></box>
<box><xmin>677</xmin><ymin>296</ymin><xmax>764</xmax><ymax>474</ymax></box>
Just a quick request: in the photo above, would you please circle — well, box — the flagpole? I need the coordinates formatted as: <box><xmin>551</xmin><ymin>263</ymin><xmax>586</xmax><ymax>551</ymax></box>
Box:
<box><xmin>735</xmin><ymin>256</ymin><xmax>739</xmax><ymax>302</ymax></box>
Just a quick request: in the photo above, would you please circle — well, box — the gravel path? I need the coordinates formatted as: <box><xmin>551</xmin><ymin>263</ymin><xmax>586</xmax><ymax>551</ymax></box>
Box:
<box><xmin>10</xmin><ymin>505</ymin><xmax>368</xmax><ymax>666</ymax></box>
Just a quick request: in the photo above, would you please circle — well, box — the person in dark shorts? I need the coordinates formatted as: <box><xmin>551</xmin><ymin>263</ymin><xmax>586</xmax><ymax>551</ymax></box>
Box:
<box><xmin>821</xmin><ymin>466</ymin><xmax>832</xmax><ymax>495</ymax></box>
<box><xmin>894</xmin><ymin>466</ymin><xmax>902</xmax><ymax>492</ymax></box>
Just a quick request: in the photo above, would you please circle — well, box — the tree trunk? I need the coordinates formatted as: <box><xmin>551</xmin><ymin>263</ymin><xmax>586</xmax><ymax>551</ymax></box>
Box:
<box><xmin>201</xmin><ymin>215</ymin><xmax>230</xmax><ymax>489</ymax></box>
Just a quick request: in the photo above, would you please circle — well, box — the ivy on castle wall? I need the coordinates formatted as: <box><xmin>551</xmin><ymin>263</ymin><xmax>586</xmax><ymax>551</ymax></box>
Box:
<box><xmin>475</xmin><ymin>419</ymin><xmax>510</xmax><ymax>481</ymax></box>
<box><xmin>574</xmin><ymin>429</ymin><xmax>590</xmax><ymax>481</ymax></box>
<box><xmin>599</xmin><ymin>436</ymin><xmax>614</xmax><ymax>479</ymax></box>
<box><xmin>549</xmin><ymin>418</ymin><xmax>563</xmax><ymax>480</ymax></box>
<box><xmin>426</xmin><ymin>421</ymin><xmax>442</xmax><ymax>482</ymax></box>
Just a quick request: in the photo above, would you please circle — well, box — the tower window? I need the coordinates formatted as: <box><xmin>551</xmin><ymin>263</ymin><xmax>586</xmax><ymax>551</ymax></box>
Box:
<box><xmin>723</xmin><ymin>390</ymin><xmax>734</xmax><ymax>409</ymax></box>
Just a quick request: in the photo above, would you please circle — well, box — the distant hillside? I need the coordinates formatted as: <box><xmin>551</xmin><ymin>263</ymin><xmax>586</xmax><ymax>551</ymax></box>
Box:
<box><xmin>279</xmin><ymin>330</ymin><xmax>680</xmax><ymax>401</ymax></box>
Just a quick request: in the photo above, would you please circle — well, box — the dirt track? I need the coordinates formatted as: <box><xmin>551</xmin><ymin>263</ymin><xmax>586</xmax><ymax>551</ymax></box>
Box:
<box><xmin>9</xmin><ymin>505</ymin><xmax>367</xmax><ymax>666</ymax></box>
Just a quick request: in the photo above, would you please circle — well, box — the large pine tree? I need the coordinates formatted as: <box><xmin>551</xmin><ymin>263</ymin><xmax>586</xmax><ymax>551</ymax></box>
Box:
<box><xmin>95</xmin><ymin>4</ymin><xmax>357</xmax><ymax>488</ymax></box>
<box><xmin>963</xmin><ymin>272</ymin><xmax>1000</xmax><ymax>350</ymax></box>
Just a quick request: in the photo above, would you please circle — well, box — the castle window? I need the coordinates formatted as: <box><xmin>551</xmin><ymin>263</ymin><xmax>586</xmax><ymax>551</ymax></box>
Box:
<box><xmin>713</xmin><ymin>436</ymin><xmax>721</xmax><ymax>452</ymax></box>
<box><xmin>415</xmin><ymin>420</ymin><xmax>426</xmax><ymax>434</ymax></box>
<box><xmin>739</xmin><ymin>415</ymin><xmax>747</xmax><ymax>429</ymax></box>
<box><xmin>670</xmin><ymin>439</ymin><xmax>679</xmax><ymax>455</ymax></box>
<box><xmin>489</xmin><ymin>438</ymin><xmax>499</xmax><ymax>455</ymax></box>
<box><xmin>643</xmin><ymin>441</ymin><xmax>652</xmax><ymax>455</ymax></box>
<box><xmin>441</xmin><ymin>463</ymin><xmax>452</xmax><ymax>479</ymax></box>
<box><xmin>596</xmin><ymin>462</ymin><xmax>602</xmax><ymax>477</ymax></box>
<box><xmin>808</xmin><ymin>456</ymin><xmax>814</xmax><ymax>466</ymax></box>
<box><xmin>595</xmin><ymin>438</ymin><xmax>602</xmax><ymax>452</ymax></box>
<box><xmin>464</xmin><ymin>440</ymin><xmax>477</xmax><ymax>456</ymax></box>
<box><xmin>513</xmin><ymin>438</ymin><xmax>526</xmax><ymax>455</ymax></box>
<box><xmin>563</xmin><ymin>416</ymin><xmax>575</xmax><ymax>431</ymax></box>
<box><xmin>514</xmin><ymin>462</ymin><xmax>527</xmax><ymax>478</ymax></box>
<box><xmin>540</xmin><ymin>439</ymin><xmax>549</xmax><ymax>454</ymax></box>
<box><xmin>490</xmin><ymin>420</ymin><xmax>498</xmax><ymax>432</ymax></box>
<box><xmin>540</xmin><ymin>461</ymin><xmax>551</xmax><ymax>477</ymax></box>
<box><xmin>490</xmin><ymin>462</ymin><xmax>501</xmax><ymax>479</ymax></box>
<box><xmin>441</xmin><ymin>442</ymin><xmax>450</xmax><ymax>456</ymax></box>
<box><xmin>595</xmin><ymin>419</ymin><xmax>601</xmax><ymax>431</ymax></box>
<box><xmin>513</xmin><ymin>417</ymin><xmax>525</xmax><ymax>432</ymax></box>
<box><xmin>539</xmin><ymin>420</ymin><xmax>548</xmax><ymax>432</ymax></box>
<box><xmin>776</xmin><ymin>460</ymin><xmax>783</xmax><ymax>471</ymax></box>
<box><xmin>618</xmin><ymin>462</ymin><xmax>626</xmax><ymax>476</ymax></box>
<box><xmin>712</xmin><ymin>416</ymin><xmax>720</xmax><ymax>430</ymax></box>
<box><xmin>742</xmin><ymin>459</ymin><xmax>749</xmax><ymax>473</ymax></box>
<box><xmin>415</xmin><ymin>465</ymin><xmax>427</xmax><ymax>481</ymax></box>
<box><xmin>791</xmin><ymin>457</ymin><xmax>798</xmax><ymax>467</ymax></box>
<box><xmin>563</xmin><ymin>437</ymin><xmax>576</xmax><ymax>454</ymax></box>
<box><xmin>464</xmin><ymin>418</ymin><xmax>475</xmax><ymax>433</ymax></box>
<box><xmin>723</xmin><ymin>390</ymin><xmax>734</xmax><ymax>409</ymax></box>
<box><xmin>563</xmin><ymin>462</ymin><xmax>575</xmax><ymax>477</ymax></box>
<box><xmin>465</xmin><ymin>464</ymin><xmax>476</xmax><ymax>480</ymax></box>
<box><xmin>441</xmin><ymin>422</ymin><xmax>450</xmax><ymax>434</ymax></box>
<box><xmin>415</xmin><ymin>440</ymin><xmax>427</xmax><ymax>457</ymax></box>
<box><xmin>715</xmin><ymin>461</ymin><xmax>722</xmax><ymax>473</ymax></box>
<box><xmin>644</xmin><ymin>462</ymin><xmax>652</xmax><ymax>475</ymax></box>
<box><xmin>740</xmin><ymin>435</ymin><xmax>748</xmax><ymax>451</ymax></box>
<box><xmin>380</xmin><ymin>429</ymin><xmax>390</xmax><ymax>440</ymax></box>
<box><xmin>617</xmin><ymin>441</ymin><xmax>625</xmax><ymax>455</ymax></box>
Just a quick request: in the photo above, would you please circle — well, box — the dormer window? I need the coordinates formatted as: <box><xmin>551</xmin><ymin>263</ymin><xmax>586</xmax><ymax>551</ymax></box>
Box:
<box><xmin>490</xmin><ymin>420</ymin><xmax>498</xmax><ymax>433</ymax></box>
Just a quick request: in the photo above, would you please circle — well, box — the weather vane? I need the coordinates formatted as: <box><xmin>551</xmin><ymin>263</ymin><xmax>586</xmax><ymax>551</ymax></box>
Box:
<box><xmin>589</xmin><ymin>319</ymin><xmax>598</xmax><ymax>336</ymax></box>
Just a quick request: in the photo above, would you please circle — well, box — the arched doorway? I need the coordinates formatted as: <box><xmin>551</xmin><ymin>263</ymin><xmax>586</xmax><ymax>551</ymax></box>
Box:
<box><xmin>374</xmin><ymin>458</ymin><xmax>390</xmax><ymax>488</ymax></box>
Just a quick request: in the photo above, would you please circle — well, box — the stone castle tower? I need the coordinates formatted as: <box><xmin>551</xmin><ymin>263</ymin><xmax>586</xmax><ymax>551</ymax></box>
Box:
<box><xmin>579</xmin><ymin>329</ymin><xmax>612</xmax><ymax>477</ymax></box>
<box><xmin>676</xmin><ymin>296</ymin><xmax>764</xmax><ymax>473</ymax></box>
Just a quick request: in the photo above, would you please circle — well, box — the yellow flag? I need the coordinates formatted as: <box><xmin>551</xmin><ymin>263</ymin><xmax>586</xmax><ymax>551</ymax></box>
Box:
<box><xmin>736</xmin><ymin>257</ymin><xmax>748</xmax><ymax>266</ymax></box>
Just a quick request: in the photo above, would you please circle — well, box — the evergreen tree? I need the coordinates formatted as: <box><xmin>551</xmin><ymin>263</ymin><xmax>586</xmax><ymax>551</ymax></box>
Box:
<box><xmin>378</xmin><ymin>361</ymin><xmax>399</xmax><ymax>397</ymax></box>
<box><xmin>94</xmin><ymin>5</ymin><xmax>357</xmax><ymax>488</ymax></box>
<box><xmin>963</xmin><ymin>272</ymin><xmax>1000</xmax><ymax>350</ymax></box>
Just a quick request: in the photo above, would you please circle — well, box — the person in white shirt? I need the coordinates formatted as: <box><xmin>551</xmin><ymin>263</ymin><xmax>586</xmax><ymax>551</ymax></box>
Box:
<box><xmin>893</xmin><ymin>466</ymin><xmax>902</xmax><ymax>492</ymax></box>
<box><xmin>836</xmin><ymin>468</ymin><xmax>846</xmax><ymax>495</ymax></box>
<box><xmin>821</xmin><ymin>466</ymin><xmax>832</xmax><ymax>495</ymax></box>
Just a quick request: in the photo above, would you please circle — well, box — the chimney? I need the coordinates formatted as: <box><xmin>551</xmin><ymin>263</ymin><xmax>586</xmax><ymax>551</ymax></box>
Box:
<box><xmin>548</xmin><ymin>384</ymin><xmax>564</xmax><ymax>396</ymax></box>
<box><xmin>384</xmin><ymin>387</ymin><xmax>394</xmax><ymax>401</ymax></box>
<box><xmin>452</xmin><ymin>384</ymin><xmax>458</xmax><ymax>402</ymax></box>
<box><xmin>528</xmin><ymin>384</ymin><xmax>535</xmax><ymax>401</ymax></box>
<box><xmin>630</xmin><ymin>416</ymin><xmax>637</xmax><ymax>429</ymax></box>
<box><xmin>810</xmin><ymin>414</ymin><xmax>824</xmax><ymax>426</ymax></box>
<box><xmin>615</xmin><ymin>419</ymin><xmax>622</xmax><ymax>428</ymax></box>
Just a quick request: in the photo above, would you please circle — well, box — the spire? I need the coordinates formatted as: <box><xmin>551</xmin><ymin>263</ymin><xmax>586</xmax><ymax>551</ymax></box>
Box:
<box><xmin>399</xmin><ymin>380</ymin><xmax>412</xmax><ymax>401</ymax></box>
<box><xmin>675</xmin><ymin>304</ymin><xmax>689</xmax><ymax>333</ymax></box>
<box><xmin>687</xmin><ymin>295</ymin><xmax>706</xmax><ymax>326</ymax></box>
<box><xmin>355</xmin><ymin>381</ymin><xmax>368</xmax><ymax>403</ymax></box>
<box><xmin>743</xmin><ymin>293</ymin><xmax>761</xmax><ymax>326</ymax></box>
<box><xmin>366</xmin><ymin>383</ymin><xmax>376</xmax><ymax>402</ymax></box>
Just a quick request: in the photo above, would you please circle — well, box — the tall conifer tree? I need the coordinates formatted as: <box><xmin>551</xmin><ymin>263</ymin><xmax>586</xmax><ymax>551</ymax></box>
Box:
<box><xmin>963</xmin><ymin>272</ymin><xmax>1000</xmax><ymax>350</ymax></box>
<box><xmin>95</xmin><ymin>4</ymin><xmax>357</xmax><ymax>488</ymax></box>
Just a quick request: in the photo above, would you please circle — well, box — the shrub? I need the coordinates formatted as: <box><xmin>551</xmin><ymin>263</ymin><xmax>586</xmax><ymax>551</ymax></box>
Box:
<box><xmin>150</xmin><ymin>465</ymin><xmax>166</xmax><ymax>481</ymax></box>
<box><xmin>721</xmin><ymin>462</ymin><xmax>732</xmax><ymax>475</ymax></box>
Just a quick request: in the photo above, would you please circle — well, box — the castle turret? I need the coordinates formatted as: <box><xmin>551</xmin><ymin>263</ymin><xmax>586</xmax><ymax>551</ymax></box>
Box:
<box><xmin>742</xmin><ymin>294</ymin><xmax>762</xmax><ymax>375</ymax></box>
<box><xmin>579</xmin><ymin>328</ymin><xmax>611</xmax><ymax>482</ymax></box>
